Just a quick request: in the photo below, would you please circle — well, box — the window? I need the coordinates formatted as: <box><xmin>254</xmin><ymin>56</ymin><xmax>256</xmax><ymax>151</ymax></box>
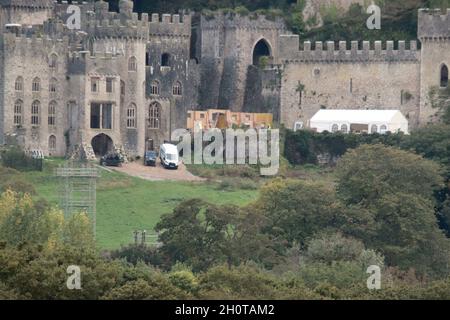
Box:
<box><xmin>15</xmin><ymin>77</ymin><xmax>23</xmax><ymax>91</ymax></box>
<box><xmin>91</xmin><ymin>77</ymin><xmax>99</xmax><ymax>92</ymax></box>
<box><xmin>146</xmin><ymin>52</ymin><xmax>150</xmax><ymax>66</ymax></box>
<box><xmin>161</xmin><ymin>53</ymin><xmax>170</xmax><ymax>67</ymax></box>
<box><xmin>200</xmin><ymin>113</ymin><xmax>205</xmax><ymax>119</ymax></box>
<box><xmin>48</xmin><ymin>101</ymin><xmax>56</xmax><ymax>126</ymax></box>
<box><xmin>49</xmin><ymin>78</ymin><xmax>57</xmax><ymax>93</ymax></box>
<box><xmin>32</xmin><ymin>78</ymin><xmax>40</xmax><ymax>92</ymax></box>
<box><xmin>148</xmin><ymin>102</ymin><xmax>161</xmax><ymax>129</ymax></box>
<box><xmin>331</xmin><ymin>124</ymin><xmax>339</xmax><ymax>133</ymax></box>
<box><xmin>128</xmin><ymin>56</ymin><xmax>137</xmax><ymax>71</ymax></box>
<box><xmin>14</xmin><ymin>100</ymin><xmax>22</xmax><ymax>126</ymax></box>
<box><xmin>49</xmin><ymin>135</ymin><xmax>56</xmax><ymax>154</ymax></box>
<box><xmin>49</xmin><ymin>53</ymin><xmax>58</xmax><ymax>70</ymax></box>
<box><xmin>380</xmin><ymin>124</ymin><xmax>388</xmax><ymax>134</ymax></box>
<box><xmin>31</xmin><ymin>101</ymin><xmax>40</xmax><ymax>126</ymax></box>
<box><xmin>371</xmin><ymin>124</ymin><xmax>378</xmax><ymax>133</ymax></box>
<box><xmin>127</xmin><ymin>103</ymin><xmax>137</xmax><ymax>129</ymax></box>
<box><xmin>150</xmin><ymin>81</ymin><xmax>160</xmax><ymax>95</ymax></box>
<box><xmin>90</xmin><ymin>103</ymin><xmax>112</xmax><ymax>129</ymax></box>
<box><xmin>350</xmin><ymin>78</ymin><xmax>353</xmax><ymax>93</ymax></box>
<box><xmin>441</xmin><ymin>64</ymin><xmax>449</xmax><ymax>88</ymax></box>
<box><xmin>120</xmin><ymin>80</ymin><xmax>125</xmax><ymax>96</ymax></box>
<box><xmin>106</xmin><ymin>78</ymin><xmax>114</xmax><ymax>93</ymax></box>
<box><xmin>341</xmin><ymin>124</ymin><xmax>348</xmax><ymax>133</ymax></box>
<box><xmin>173</xmin><ymin>81</ymin><xmax>182</xmax><ymax>96</ymax></box>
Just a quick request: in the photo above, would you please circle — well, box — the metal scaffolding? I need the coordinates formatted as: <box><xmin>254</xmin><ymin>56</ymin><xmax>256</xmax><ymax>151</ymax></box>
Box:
<box><xmin>55</xmin><ymin>162</ymin><xmax>99</xmax><ymax>237</ymax></box>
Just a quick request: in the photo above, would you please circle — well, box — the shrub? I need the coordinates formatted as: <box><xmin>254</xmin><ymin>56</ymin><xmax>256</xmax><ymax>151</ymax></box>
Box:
<box><xmin>0</xmin><ymin>147</ymin><xmax>42</xmax><ymax>171</ymax></box>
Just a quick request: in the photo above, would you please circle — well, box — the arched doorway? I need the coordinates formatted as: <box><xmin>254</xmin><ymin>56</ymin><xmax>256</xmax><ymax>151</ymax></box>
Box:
<box><xmin>91</xmin><ymin>133</ymin><xmax>114</xmax><ymax>157</ymax></box>
<box><xmin>252</xmin><ymin>39</ymin><xmax>272</xmax><ymax>66</ymax></box>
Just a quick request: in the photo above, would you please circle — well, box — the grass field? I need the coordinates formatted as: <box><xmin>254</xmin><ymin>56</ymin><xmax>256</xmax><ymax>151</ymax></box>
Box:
<box><xmin>23</xmin><ymin>159</ymin><xmax>259</xmax><ymax>249</ymax></box>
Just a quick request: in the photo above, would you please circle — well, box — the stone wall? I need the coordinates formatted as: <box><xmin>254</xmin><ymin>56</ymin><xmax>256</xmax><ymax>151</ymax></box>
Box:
<box><xmin>279</xmin><ymin>38</ymin><xmax>421</xmax><ymax>130</ymax></box>
<box><xmin>1</xmin><ymin>30</ymin><xmax>69</xmax><ymax>156</ymax></box>
<box><xmin>418</xmin><ymin>9</ymin><xmax>450</xmax><ymax>124</ymax></box>
<box><xmin>198</xmin><ymin>12</ymin><xmax>288</xmax><ymax>111</ymax></box>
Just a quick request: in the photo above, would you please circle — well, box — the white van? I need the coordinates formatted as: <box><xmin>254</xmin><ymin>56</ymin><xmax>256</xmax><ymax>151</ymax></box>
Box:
<box><xmin>159</xmin><ymin>144</ymin><xmax>179</xmax><ymax>169</ymax></box>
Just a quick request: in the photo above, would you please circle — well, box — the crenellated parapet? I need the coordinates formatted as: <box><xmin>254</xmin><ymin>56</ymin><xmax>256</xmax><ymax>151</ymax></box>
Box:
<box><xmin>279</xmin><ymin>36</ymin><xmax>419</xmax><ymax>63</ymax></box>
<box><xmin>418</xmin><ymin>8</ymin><xmax>450</xmax><ymax>40</ymax></box>
<box><xmin>1</xmin><ymin>28</ymin><xmax>69</xmax><ymax>55</ymax></box>
<box><xmin>83</xmin><ymin>0</ymin><xmax>149</xmax><ymax>40</ymax></box>
<box><xmin>0</xmin><ymin>0</ymin><xmax>53</xmax><ymax>8</ymax></box>
<box><xmin>2</xmin><ymin>18</ymin><xmax>67</xmax><ymax>39</ymax></box>
<box><xmin>148</xmin><ymin>13</ymin><xmax>191</xmax><ymax>38</ymax></box>
<box><xmin>200</xmin><ymin>11</ymin><xmax>286</xmax><ymax>31</ymax></box>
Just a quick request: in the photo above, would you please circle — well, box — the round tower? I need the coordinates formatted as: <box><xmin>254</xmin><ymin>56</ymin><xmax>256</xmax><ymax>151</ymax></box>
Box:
<box><xmin>418</xmin><ymin>8</ymin><xmax>450</xmax><ymax>124</ymax></box>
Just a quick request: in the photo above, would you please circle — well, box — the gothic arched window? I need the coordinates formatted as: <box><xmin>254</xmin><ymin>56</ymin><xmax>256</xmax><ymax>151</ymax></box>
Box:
<box><xmin>128</xmin><ymin>56</ymin><xmax>137</xmax><ymax>71</ymax></box>
<box><xmin>151</xmin><ymin>81</ymin><xmax>160</xmax><ymax>95</ymax></box>
<box><xmin>15</xmin><ymin>77</ymin><xmax>23</xmax><ymax>91</ymax></box>
<box><xmin>31</xmin><ymin>100</ymin><xmax>40</xmax><ymax>126</ymax></box>
<box><xmin>148</xmin><ymin>102</ymin><xmax>161</xmax><ymax>129</ymax></box>
<box><xmin>48</xmin><ymin>101</ymin><xmax>57</xmax><ymax>126</ymax></box>
<box><xmin>49</xmin><ymin>53</ymin><xmax>58</xmax><ymax>70</ymax></box>
<box><xmin>49</xmin><ymin>78</ymin><xmax>58</xmax><ymax>93</ymax></box>
<box><xmin>127</xmin><ymin>103</ymin><xmax>137</xmax><ymax>129</ymax></box>
<box><xmin>32</xmin><ymin>78</ymin><xmax>41</xmax><ymax>92</ymax></box>
<box><xmin>441</xmin><ymin>64</ymin><xmax>449</xmax><ymax>88</ymax></box>
<box><xmin>172</xmin><ymin>81</ymin><xmax>182</xmax><ymax>96</ymax></box>
<box><xmin>14</xmin><ymin>100</ymin><xmax>23</xmax><ymax>126</ymax></box>
<box><xmin>49</xmin><ymin>135</ymin><xmax>56</xmax><ymax>154</ymax></box>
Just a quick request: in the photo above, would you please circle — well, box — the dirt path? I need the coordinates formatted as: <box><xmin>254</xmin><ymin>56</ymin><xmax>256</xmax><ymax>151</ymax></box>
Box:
<box><xmin>111</xmin><ymin>159</ymin><xmax>205</xmax><ymax>182</ymax></box>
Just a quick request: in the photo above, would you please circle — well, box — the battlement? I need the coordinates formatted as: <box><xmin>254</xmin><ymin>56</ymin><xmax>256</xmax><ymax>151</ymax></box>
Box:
<box><xmin>3</xmin><ymin>19</ymin><xmax>67</xmax><ymax>38</ymax></box>
<box><xmin>200</xmin><ymin>11</ymin><xmax>287</xmax><ymax>31</ymax></box>
<box><xmin>1</xmin><ymin>30</ymin><xmax>69</xmax><ymax>54</ymax></box>
<box><xmin>148</xmin><ymin>13</ymin><xmax>191</xmax><ymax>37</ymax></box>
<box><xmin>418</xmin><ymin>8</ymin><xmax>450</xmax><ymax>39</ymax></box>
<box><xmin>83</xmin><ymin>0</ymin><xmax>149</xmax><ymax>40</ymax></box>
<box><xmin>0</xmin><ymin>0</ymin><xmax>53</xmax><ymax>8</ymax></box>
<box><xmin>279</xmin><ymin>36</ymin><xmax>419</xmax><ymax>63</ymax></box>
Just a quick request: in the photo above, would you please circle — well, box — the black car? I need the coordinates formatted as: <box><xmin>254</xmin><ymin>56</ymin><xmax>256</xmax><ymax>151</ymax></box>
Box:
<box><xmin>100</xmin><ymin>153</ymin><xmax>124</xmax><ymax>167</ymax></box>
<box><xmin>144</xmin><ymin>150</ymin><xmax>157</xmax><ymax>166</ymax></box>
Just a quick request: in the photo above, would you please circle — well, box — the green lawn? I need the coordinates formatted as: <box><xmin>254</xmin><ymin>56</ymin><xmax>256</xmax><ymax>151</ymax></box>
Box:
<box><xmin>24</xmin><ymin>160</ymin><xmax>258</xmax><ymax>249</ymax></box>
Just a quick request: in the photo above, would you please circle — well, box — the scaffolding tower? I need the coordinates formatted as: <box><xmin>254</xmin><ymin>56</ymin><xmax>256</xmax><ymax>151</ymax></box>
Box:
<box><xmin>55</xmin><ymin>162</ymin><xmax>100</xmax><ymax>237</ymax></box>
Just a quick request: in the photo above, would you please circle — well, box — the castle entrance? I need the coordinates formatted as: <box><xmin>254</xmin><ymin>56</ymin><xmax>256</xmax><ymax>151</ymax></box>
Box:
<box><xmin>252</xmin><ymin>39</ymin><xmax>272</xmax><ymax>66</ymax></box>
<box><xmin>91</xmin><ymin>133</ymin><xmax>114</xmax><ymax>157</ymax></box>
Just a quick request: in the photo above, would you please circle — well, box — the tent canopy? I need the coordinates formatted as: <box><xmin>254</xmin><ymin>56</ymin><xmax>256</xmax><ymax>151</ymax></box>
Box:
<box><xmin>310</xmin><ymin>109</ymin><xmax>406</xmax><ymax>124</ymax></box>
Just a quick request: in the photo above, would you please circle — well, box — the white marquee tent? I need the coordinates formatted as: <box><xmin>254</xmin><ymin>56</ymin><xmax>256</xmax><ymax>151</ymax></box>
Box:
<box><xmin>309</xmin><ymin>109</ymin><xmax>409</xmax><ymax>134</ymax></box>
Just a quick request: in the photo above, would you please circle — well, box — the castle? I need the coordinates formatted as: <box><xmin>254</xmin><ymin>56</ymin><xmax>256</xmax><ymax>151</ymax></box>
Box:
<box><xmin>0</xmin><ymin>0</ymin><xmax>447</xmax><ymax>158</ymax></box>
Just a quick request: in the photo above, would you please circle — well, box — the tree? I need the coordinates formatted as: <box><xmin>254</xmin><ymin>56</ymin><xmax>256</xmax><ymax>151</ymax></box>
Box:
<box><xmin>255</xmin><ymin>178</ymin><xmax>343</xmax><ymax>247</ymax></box>
<box><xmin>335</xmin><ymin>144</ymin><xmax>443</xmax><ymax>206</ymax></box>
<box><xmin>155</xmin><ymin>199</ymin><xmax>236</xmax><ymax>271</ymax></box>
<box><xmin>0</xmin><ymin>190</ymin><xmax>94</xmax><ymax>250</ymax></box>
<box><xmin>335</xmin><ymin>144</ymin><xmax>450</xmax><ymax>277</ymax></box>
<box><xmin>304</xmin><ymin>232</ymin><xmax>384</xmax><ymax>268</ymax></box>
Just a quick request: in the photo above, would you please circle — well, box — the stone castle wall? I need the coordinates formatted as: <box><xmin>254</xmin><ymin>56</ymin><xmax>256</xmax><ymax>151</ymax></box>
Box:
<box><xmin>418</xmin><ymin>8</ymin><xmax>450</xmax><ymax>124</ymax></box>
<box><xmin>1</xmin><ymin>1</ymin><xmax>450</xmax><ymax>158</ymax></box>
<box><xmin>198</xmin><ymin>12</ymin><xmax>288</xmax><ymax>111</ymax></box>
<box><xmin>278</xmin><ymin>37</ymin><xmax>421</xmax><ymax>129</ymax></box>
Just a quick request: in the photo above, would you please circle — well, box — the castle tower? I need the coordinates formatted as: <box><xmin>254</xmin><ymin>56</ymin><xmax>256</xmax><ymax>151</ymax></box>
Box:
<box><xmin>418</xmin><ymin>8</ymin><xmax>450</xmax><ymax>124</ymax></box>
<box><xmin>66</xmin><ymin>0</ymin><xmax>150</xmax><ymax>158</ymax></box>
<box><xmin>0</xmin><ymin>0</ymin><xmax>54</xmax><ymax>28</ymax></box>
<box><xmin>197</xmin><ymin>11</ymin><xmax>288</xmax><ymax>111</ymax></box>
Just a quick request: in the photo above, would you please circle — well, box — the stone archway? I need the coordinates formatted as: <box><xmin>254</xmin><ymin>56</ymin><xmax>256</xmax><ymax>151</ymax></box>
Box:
<box><xmin>252</xmin><ymin>39</ymin><xmax>272</xmax><ymax>66</ymax></box>
<box><xmin>91</xmin><ymin>133</ymin><xmax>114</xmax><ymax>157</ymax></box>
